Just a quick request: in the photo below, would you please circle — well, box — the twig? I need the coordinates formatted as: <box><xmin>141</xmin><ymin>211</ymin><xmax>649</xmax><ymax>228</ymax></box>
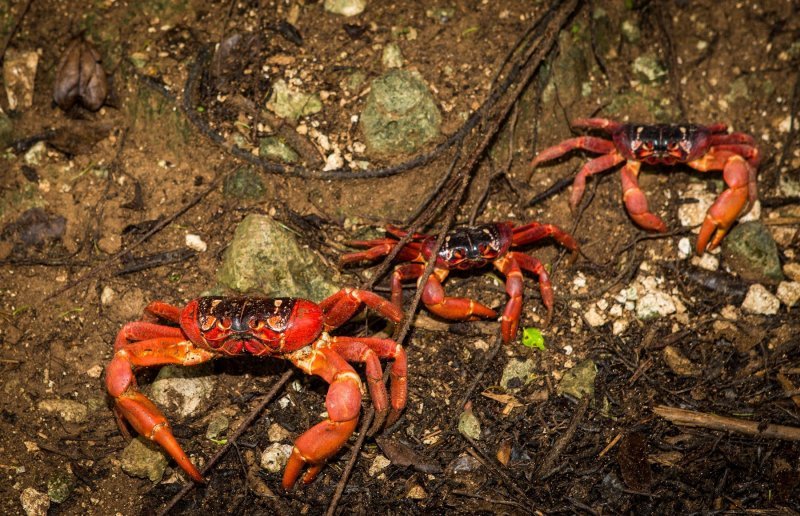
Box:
<box><xmin>461</xmin><ymin>433</ymin><xmax>537</xmax><ymax>506</ymax></box>
<box><xmin>776</xmin><ymin>372</ymin><xmax>800</xmax><ymax>410</ymax></box>
<box><xmin>157</xmin><ymin>369</ymin><xmax>293</xmax><ymax>516</ymax></box>
<box><xmin>0</xmin><ymin>0</ymin><xmax>35</xmax><ymax>68</ymax></box>
<box><xmin>653</xmin><ymin>405</ymin><xmax>800</xmax><ymax>441</ymax></box>
<box><xmin>538</xmin><ymin>395</ymin><xmax>590</xmax><ymax>479</ymax></box>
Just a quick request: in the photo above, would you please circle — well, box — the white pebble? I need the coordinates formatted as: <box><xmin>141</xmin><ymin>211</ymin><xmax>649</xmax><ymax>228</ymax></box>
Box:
<box><xmin>100</xmin><ymin>286</ymin><xmax>115</xmax><ymax>306</ymax></box>
<box><xmin>260</xmin><ymin>443</ymin><xmax>292</xmax><ymax>473</ymax></box>
<box><xmin>677</xmin><ymin>237</ymin><xmax>692</xmax><ymax>258</ymax></box>
<box><xmin>691</xmin><ymin>253</ymin><xmax>719</xmax><ymax>271</ymax></box>
<box><xmin>776</xmin><ymin>281</ymin><xmax>800</xmax><ymax>308</ymax></box>
<box><xmin>584</xmin><ymin>307</ymin><xmax>607</xmax><ymax>327</ymax></box>
<box><xmin>368</xmin><ymin>454</ymin><xmax>391</xmax><ymax>477</ymax></box>
<box><xmin>612</xmin><ymin>319</ymin><xmax>629</xmax><ymax>335</ymax></box>
<box><xmin>185</xmin><ymin>234</ymin><xmax>207</xmax><ymax>252</ymax></box>
<box><xmin>741</xmin><ymin>284</ymin><xmax>780</xmax><ymax>315</ymax></box>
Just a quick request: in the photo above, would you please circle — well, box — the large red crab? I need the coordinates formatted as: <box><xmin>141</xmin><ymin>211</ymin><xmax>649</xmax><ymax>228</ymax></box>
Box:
<box><xmin>105</xmin><ymin>288</ymin><xmax>406</xmax><ymax>489</ymax></box>
<box><xmin>530</xmin><ymin>118</ymin><xmax>760</xmax><ymax>254</ymax></box>
<box><xmin>340</xmin><ymin>222</ymin><xmax>578</xmax><ymax>343</ymax></box>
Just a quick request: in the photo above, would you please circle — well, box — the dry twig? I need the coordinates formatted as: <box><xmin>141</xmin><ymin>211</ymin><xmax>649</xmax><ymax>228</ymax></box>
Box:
<box><xmin>653</xmin><ymin>405</ymin><xmax>800</xmax><ymax>441</ymax></box>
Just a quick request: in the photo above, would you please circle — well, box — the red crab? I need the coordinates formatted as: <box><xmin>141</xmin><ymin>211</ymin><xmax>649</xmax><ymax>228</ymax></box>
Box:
<box><xmin>339</xmin><ymin>222</ymin><xmax>578</xmax><ymax>343</ymax></box>
<box><xmin>530</xmin><ymin>118</ymin><xmax>760</xmax><ymax>254</ymax></box>
<box><xmin>105</xmin><ymin>288</ymin><xmax>406</xmax><ymax>489</ymax></box>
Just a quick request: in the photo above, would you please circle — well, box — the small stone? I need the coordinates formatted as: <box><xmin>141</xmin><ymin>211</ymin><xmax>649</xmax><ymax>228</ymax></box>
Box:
<box><xmin>324</xmin><ymin>0</ymin><xmax>366</xmax><ymax>16</ymax></box>
<box><xmin>722</xmin><ymin>221</ymin><xmax>783</xmax><ymax>284</ymax></box>
<box><xmin>609</xmin><ymin>304</ymin><xmax>623</xmax><ymax>317</ymax></box>
<box><xmin>621</xmin><ymin>19</ymin><xmax>641</xmax><ymax>44</ymax></box>
<box><xmin>677</xmin><ymin>237</ymin><xmax>692</xmax><ymax>258</ymax></box>
<box><xmin>381</xmin><ymin>42</ymin><xmax>404</xmax><ymax>69</ymax></box>
<box><xmin>663</xmin><ymin>346</ymin><xmax>701</xmax><ymax>377</ymax></box>
<box><xmin>185</xmin><ymin>234</ymin><xmax>207</xmax><ymax>252</ymax></box>
<box><xmin>223</xmin><ymin>167</ymin><xmax>266</xmax><ymax>199</ymax></box>
<box><xmin>776</xmin><ymin>281</ymin><xmax>800</xmax><ymax>308</ymax></box>
<box><xmin>612</xmin><ymin>319</ymin><xmax>628</xmax><ymax>335</ymax></box>
<box><xmin>458</xmin><ymin>407</ymin><xmax>481</xmax><ymax>440</ymax></box>
<box><xmin>368</xmin><ymin>454</ymin><xmax>391</xmax><ymax>477</ymax></box>
<box><xmin>584</xmin><ymin>306</ymin><xmax>607</xmax><ymax>327</ymax></box>
<box><xmin>38</xmin><ymin>399</ymin><xmax>88</xmax><ymax>423</ymax></box>
<box><xmin>4</xmin><ymin>49</ymin><xmax>39</xmax><ymax>110</ymax></box>
<box><xmin>636</xmin><ymin>291</ymin><xmax>677</xmax><ymax>320</ymax></box>
<box><xmin>691</xmin><ymin>253</ymin><xmax>719</xmax><ymax>271</ymax></box>
<box><xmin>500</xmin><ymin>358</ymin><xmax>537</xmax><ymax>391</ymax></box>
<box><xmin>24</xmin><ymin>142</ymin><xmax>47</xmax><ymax>166</ymax></box>
<box><xmin>47</xmin><ymin>469</ymin><xmax>76</xmax><ymax>504</ymax></box>
<box><xmin>323</xmin><ymin>151</ymin><xmax>344</xmax><ymax>171</ymax></box>
<box><xmin>784</xmin><ymin>263</ymin><xmax>800</xmax><ymax>282</ymax></box>
<box><xmin>20</xmin><ymin>488</ymin><xmax>49</xmax><ymax>516</ymax></box>
<box><xmin>266</xmin><ymin>79</ymin><xmax>322</xmax><ymax>122</ymax></box>
<box><xmin>205</xmin><ymin>414</ymin><xmax>229</xmax><ymax>440</ymax></box>
<box><xmin>741</xmin><ymin>284</ymin><xmax>780</xmax><ymax>315</ymax></box>
<box><xmin>120</xmin><ymin>437</ymin><xmax>169</xmax><ymax>482</ymax></box>
<box><xmin>24</xmin><ymin>441</ymin><xmax>39</xmax><ymax>452</ymax></box>
<box><xmin>720</xmin><ymin>305</ymin><xmax>739</xmax><ymax>320</ymax></box>
<box><xmin>260</xmin><ymin>443</ymin><xmax>292</xmax><ymax>473</ymax></box>
<box><xmin>97</xmin><ymin>234</ymin><xmax>121</xmax><ymax>254</ymax></box>
<box><xmin>86</xmin><ymin>365</ymin><xmax>103</xmax><ymax>378</ymax></box>
<box><xmin>406</xmin><ymin>484</ymin><xmax>427</xmax><ymax>499</ymax></box>
<box><xmin>573</xmin><ymin>273</ymin><xmax>587</xmax><ymax>288</ymax></box>
<box><xmin>100</xmin><ymin>286</ymin><xmax>115</xmax><ymax>306</ymax></box>
<box><xmin>632</xmin><ymin>54</ymin><xmax>667</xmax><ymax>83</ymax></box>
<box><xmin>557</xmin><ymin>359</ymin><xmax>597</xmax><ymax>399</ymax></box>
<box><xmin>150</xmin><ymin>365</ymin><xmax>216</xmax><ymax>419</ymax></box>
<box><xmin>268</xmin><ymin>422</ymin><xmax>292</xmax><ymax>442</ymax></box>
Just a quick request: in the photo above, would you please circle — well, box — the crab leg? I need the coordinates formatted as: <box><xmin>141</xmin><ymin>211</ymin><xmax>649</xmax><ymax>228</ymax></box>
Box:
<box><xmin>106</xmin><ymin>335</ymin><xmax>216</xmax><ymax>483</ymax></box>
<box><xmin>328</xmin><ymin>336</ymin><xmax>407</xmax><ymax>431</ymax></box>
<box><xmin>689</xmin><ymin>152</ymin><xmax>754</xmax><ymax>254</ymax></box>
<box><xmin>495</xmin><ymin>252</ymin><xmax>555</xmax><ymax>341</ymax></box>
<box><xmin>620</xmin><ymin>160</ymin><xmax>668</xmax><ymax>232</ymax></box>
<box><xmin>284</xmin><ymin>345</ymin><xmax>362</xmax><ymax>489</ymax></box>
<box><xmin>319</xmin><ymin>288</ymin><xmax>403</xmax><ymax>330</ymax></box>
<box><xmin>511</xmin><ymin>222</ymin><xmax>579</xmax><ymax>254</ymax></box>
<box><xmin>530</xmin><ymin>136</ymin><xmax>617</xmax><ymax>167</ymax></box>
<box><xmin>390</xmin><ymin>263</ymin><xmax>426</xmax><ymax>308</ymax></box>
<box><xmin>709</xmin><ymin>144</ymin><xmax>760</xmax><ymax>168</ymax></box>
<box><xmin>569</xmin><ymin>152</ymin><xmax>626</xmax><ymax>211</ymax></box>
<box><xmin>141</xmin><ymin>301</ymin><xmax>183</xmax><ymax>323</ymax></box>
<box><xmin>419</xmin><ymin>268</ymin><xmax>497</xmax><ymax>321</ymax></box>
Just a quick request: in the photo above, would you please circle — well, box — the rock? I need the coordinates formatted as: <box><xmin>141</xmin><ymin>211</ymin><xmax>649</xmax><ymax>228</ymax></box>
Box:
<box><xmin>223</xmin><ymin>167</ymin><xmax>266</xmax><ymax>199</ymax></box>
<box><xmin>663</xmin><ymin>346</ymin><xmax>701</xmax><ymax>377</ymax></box>
<box><xmin>557</xmin><ymin>359</ymin><xmax>597</xmax><ymax>399</ymax></box>
<box><xmin>785</xmin><ymin>263</ymin><xmax>800</xmax><ymax>282</ymax></box>
<box><xmin>150</xmin><ymin>364</ymin><xmax>216</xmax><ymax>419</ymax></box>
<box><xmin>268</xmin><ymin>422</ymin><xmax>292</xmax><ymax>442</ymax></box>
<box><xmin>24</xmin><ymin>142</ymin><xmax>47</xmax><ymax>166</ymax></box>
<box><xmin>406</xmin><ymin>484</ymin><xmax>427</xmax><ymax>499</ymax></box>
<box><xmin>120</xmin><ymin>437</ymin><xmax>169</xmax><ymax>482</ymax></box>
<box><xmin>381</xmin><ymin>42</ymin><xmax>404</xmax><ymax>69</ymax></box>
<box><xmin>457</xmin><ymin>406</ymin><xmax>481</xmax><ymax>440</ymax></box>
<box><xmin>260</xmin><ymin>443</ymin><xmax>292</xmax><ymax>473</ymax></box>
<box><xmin>3</xmin><ymin>49</ymin><xmax>38</xmax><ymax>110</ymax></box>
<box><xmin>368</xmin><ymin>454</ymin><xmax>391</xmax><ymax>477</ymax></box>
<box><xmin>47</xmin><ymin>469</ymin><xmax>76</xmax><ymax>504</ymax></box>
<box><xmin>20</xmin><ymin>488</ymin><xmax>49</xmax><ymax>516</ymax></box>
<box><xmin>0</xmin><ymin>111</ymin><xmax>12</xmax><ymax>149</ymax></box>
<box><xmin>266</xmin><ymin>79</ymin><xmax>322</xmax><ymax>123</ymax></box>
<box><xmin>217</xmin><ymin>214</ymin><xmax>340</xmax><ymax>300</ymax></box>
<box><xmin>677</xmin><ymin>237</ymin><xmax>692</xmax><ymax>259</ymax></box>
<box><xmin>721</xmin><ymin>221</ymin><xmax>783</xmax><ymax>284</ymax></box>
<box><xmin>100</xmin><ymin>286</ymin><xmax>115</xmax><ymax>306</ymax></box>
<box><xmin>612</xmin><ymin>319</ymin><xmax>629</xmax><ymax>335</ymax></box>
<box><xmin>205</xmin><ymin>414</ymin><xmax>229</xmax><ymax>440</ymax></box>
<box><xmin>621</xmin><ymin>19</ymin><xmax>641</xmax><ymax>44</ymax></box>
<box><xmin>776</xmin><ymin>281</ymin><xmax>800</xmax><ymax>308</ymax></box>
<box><xmin>584</xmin><ymin>306</ymin><xmax>607</xmax><ymax>327</ymax></box>
<box><xmin>324</xmin><ymin>0</ymin><xmax>366</xmax><ymax>16</ymax></box>
<box><xmin>678</xmin><ymin>184</ymin><xmax>715</xmax><ymax>227</ymax></box>
<box><xmin>360</xmin><ymin>69</ymin><xmax>441</xmax><ymax>155</ymax></box>
<box><xmin>185</xmin><ymin>233</ymin><xmax>207</xmax><ymax>252</ymax></box>
<box><xmin>741</xmin><ymin>284</ymin><xmax>780</xmax><ymax>315</ymax></box>
<box><xmin>636</xmin><ymin>291</ymin><xmax>677</xmax><ymax>320</ymax></box>
<box><xmin>37</xmin><ymin>399</ymin><xmax>88</xmax><ymax>424</ymax></box>
<box><xmin>500</xmin><ymin>358</ymin><xmax>537</xmax><ymax>392</ymax></box>
<box><xmin>86</xmin><ymin>364</ymin><xmax>103</xmax><ymax>378</ymax></box>
<box><xmin>691</xmin><ymin>253</ymin><xmax>719</xmax><ymax>271</ymax></box>
<box><xmin>632</xmin><ymin>54</ymin><xmax>667</xmax><ymax>83</ymax></box>
<box><xmin>258</xmin><ymin>136</ymin><xmax>299</xmax><ymax>163</ymax></box>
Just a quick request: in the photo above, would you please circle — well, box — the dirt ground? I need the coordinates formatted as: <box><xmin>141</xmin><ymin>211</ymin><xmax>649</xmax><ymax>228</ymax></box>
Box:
<box><xmin>1</xmin><ymin>0</ymin><xmax>800</xmax><ymax>514</ymax></box>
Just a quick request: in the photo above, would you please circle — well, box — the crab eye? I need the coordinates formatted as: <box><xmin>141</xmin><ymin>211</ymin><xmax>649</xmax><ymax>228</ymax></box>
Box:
<box><xmin>267</xmin><ymin>315</ymin><xmax>283</xmax><ymax>330</ymax></box>
<box><xmin>643</xmin><ymin>142</ymin><xmax>654</xmax><ymax>151</ymax></box>
<box><xmin>248</xmin><ymin>318</ymin><xmax>264</xmax><ymax>330</ymax></box>
<box><xmin>218</xmin><ymin>317</ymin><xmax>232</xmax><ymax>330</ymax></box>
<box><xmin>200</xmin><ymin>315</ymin><xmax>217</xmax><ymax>331</ymax></box>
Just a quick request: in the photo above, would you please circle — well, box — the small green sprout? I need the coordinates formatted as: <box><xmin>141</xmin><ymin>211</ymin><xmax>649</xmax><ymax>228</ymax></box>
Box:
<box><xmin>522</xmin><ymin>327</ymin><xmax>545</xmax><ymax>350</ymax></box>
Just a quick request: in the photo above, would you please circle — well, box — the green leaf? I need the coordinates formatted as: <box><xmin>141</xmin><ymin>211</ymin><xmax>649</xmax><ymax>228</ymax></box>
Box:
<box><xmin>208</xmin><ymin>438</ymin><xmax>227</xmax><ymax>445</ymax></box>
<box><xmin>522</xmin><ymin>327</ymin><xmax>545</xmax><ymax>350</ymax></box>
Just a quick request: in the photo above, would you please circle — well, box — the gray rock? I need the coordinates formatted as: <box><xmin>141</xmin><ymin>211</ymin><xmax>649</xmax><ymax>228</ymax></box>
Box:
<box><xmin>324</xmin><ymin>0</ymin><xmax>366</xmax><ymax>16</ymax></box>
<box><xmin>557</xmin><ymin>359</ymin><xmax>597</xmax><ymax>399</ymax></box>
<box><xmin>260</xmin><ymin>443</ymin><xmax>292</xmax><ymax>473</ymax></box>
<box><xmin>266</xmin><ymin>79</ymin><xmax>322</xmax><ymax>123</ymax></box>
<box><xmin>150</xmin><ymin>364</ymin><xmax>216</xmax><ymax>419</ymax></box>
<box><xmin>500</xmin><ymin>358</ymin><xmax>537</xmax><ymax>392</ymax></box>
<box><xmin>741</xmin><ymin>284</ymin><xmax>780</xmax><ymax>315</ymax></box>
<box><xmin>47</xmin><ymin>469</ymin><xmax>76</xmax><ymax>504</ymax></box>
<box><xmin>259</xmin><ymin>136</ymin><xmax>299</xmax><ymax>164</ymax></box>
<box><xmin>0</xmin><ymin>111</ymin><xmax>12</xmax><ymax>149</ymax></box>
<box><xmin>20</xmin><ymin>488</ymin><xmax>49</xmax><ymax>516</ymax></box>
<box><xmin>217</xmin><ymin>214</ymin><xmax>340</xmax><ymax>300</ymax></box>
<box><xmin>205</xmin><ymin>414</ymin><xmax>230</xmax><ymax>440</ymax></box>
<box><xmin>223</xmin><ymin>167</ymin><xmax>266</xmax><ymax>199</ymax></box>
<box><xmin>721</xmin><ymin>221</ymin><xmax>783</xmax><ymax>284</ymax></box>
<box><xmin>632</xmin><ymin>54</ymin><xmax>667</xmax><ymax>83</ymax></box>
<box><xmin>120</xmin><ymin>436</ymin><xmax>169</xmax><ymax>483</ymax></box>
<box><xmin>457</xmin><ymin>407</ymin><xmax>481</xmax><ymax>440</ymax></box>
<box><xmin>360</xmin><ymin>69</ymin><xmax>441</xmax><ymax>155</ymax></box>
<box><xmin>37</xmin><ymin>399</ymin><xmax>88</xmax><ymax>424</ymax></box>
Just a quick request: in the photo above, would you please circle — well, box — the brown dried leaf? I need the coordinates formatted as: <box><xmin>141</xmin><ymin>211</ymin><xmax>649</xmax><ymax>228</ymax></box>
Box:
<box><xmin>616</xmin><ymin>432</ymin><xmax>652</xmax><ymax>492</ymax></box>
<box><xmin>375</xmin><ymin>437</ymin><xmax>441</xmax><ymax>474</ymax></box>
<box><xmin>53</xmin><ymin>38</ymin><xmax>108</xmax><ymax>111</ymax></box>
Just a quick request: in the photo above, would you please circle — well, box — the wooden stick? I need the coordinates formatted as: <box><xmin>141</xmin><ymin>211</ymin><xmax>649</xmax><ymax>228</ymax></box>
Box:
<box><xmin>776</xmin><ymin>372</ymin><xmax>800</xmax><ymax>409</ymax></box>
<box><xmin>653</xmin><ymin>405</ymin><xmax>800</xmax><ymax>441</ymax></box>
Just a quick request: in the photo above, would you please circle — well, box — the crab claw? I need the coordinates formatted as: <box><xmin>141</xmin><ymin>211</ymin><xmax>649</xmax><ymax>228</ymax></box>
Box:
<box><xmin>696</xmin><ymin>156</ymin><xmax>753</xmax><ymax>254</ymax></box>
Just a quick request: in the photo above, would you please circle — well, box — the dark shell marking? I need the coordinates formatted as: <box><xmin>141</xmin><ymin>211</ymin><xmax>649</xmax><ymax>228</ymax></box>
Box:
<box><xmin>613</xmin><ymin>124</ymin><xmax>711</xmax><ymax>164</ymax></box>
<box><xmin>429</xmin><ymin>223</ymin><xmax>512</xmax><ymax>270</ymax></box>
<box><xmin>196</xmin><ymin>296</ymin><xmax>296</xmax><ymax>333</ymax></box>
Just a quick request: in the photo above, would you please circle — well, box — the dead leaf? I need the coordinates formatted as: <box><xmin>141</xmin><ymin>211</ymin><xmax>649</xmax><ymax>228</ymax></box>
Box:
<box><xmin>375</xmin><ymin>437</ymin><xmax>441</xmax><ymax>474</ymax></box>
